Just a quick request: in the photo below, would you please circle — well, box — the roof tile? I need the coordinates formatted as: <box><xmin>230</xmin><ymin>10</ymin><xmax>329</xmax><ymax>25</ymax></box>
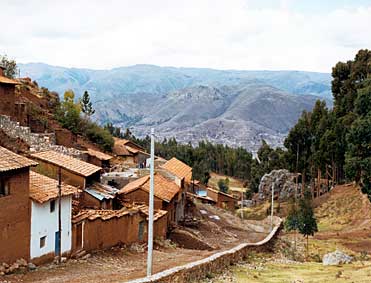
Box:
<box><xmin>0</xmin><ymin>146</ymin><xmax>38</xmax><ymax>172</ymax></box>
<box><xmin>30</xmin><ymin>150</ymin><xmax>101</xmax><ymax>177</ymax></box>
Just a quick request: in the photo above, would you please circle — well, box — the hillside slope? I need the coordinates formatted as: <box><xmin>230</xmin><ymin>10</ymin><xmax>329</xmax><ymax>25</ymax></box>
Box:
<box><xmin>19</xmin><ymin>63</ymin><xmax>332</xmax><ymax>151</ymax></box>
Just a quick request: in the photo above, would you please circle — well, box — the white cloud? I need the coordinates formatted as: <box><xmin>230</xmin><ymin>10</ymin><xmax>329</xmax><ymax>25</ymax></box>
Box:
<box><xmin>0</xmin><ymin>0</ymin><xmax>370</xmax><ymax>72</ymax></box>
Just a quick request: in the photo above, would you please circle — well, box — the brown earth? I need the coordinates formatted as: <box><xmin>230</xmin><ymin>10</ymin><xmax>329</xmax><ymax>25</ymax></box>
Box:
<box><xmin>3</xmin><ymin>202</ymin><xmax>271</xmax><ymax>283</ymax></box>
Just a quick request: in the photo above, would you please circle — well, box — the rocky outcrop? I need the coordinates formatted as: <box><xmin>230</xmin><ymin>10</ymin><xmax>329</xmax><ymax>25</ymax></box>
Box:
<box><xmin>258</xmin><ymin>169</ymin><xmax>299</xmax><ymax>201</ymax></box>
<box><xmin>322</xmin><ymin>250</ymin><xmax>353</xmax><ymax>266</ymax></box>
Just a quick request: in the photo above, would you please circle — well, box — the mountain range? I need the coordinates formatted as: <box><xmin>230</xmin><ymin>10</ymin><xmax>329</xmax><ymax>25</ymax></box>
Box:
<box><xmin>19</xmin><ymin>63</ymin><xmax>333</xmax><ymax>152</ymax></box>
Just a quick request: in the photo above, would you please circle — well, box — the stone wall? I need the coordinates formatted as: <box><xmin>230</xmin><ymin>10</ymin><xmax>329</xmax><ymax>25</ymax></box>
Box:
<box><xmin>0</xmin><ymin>115</ymin><xmax>83</xmax><ymax>158</ymax></box>
<box><xmin>126</xmin><ymin>217</ymin><xmax>282</xmax><ymax>283</ymax></box>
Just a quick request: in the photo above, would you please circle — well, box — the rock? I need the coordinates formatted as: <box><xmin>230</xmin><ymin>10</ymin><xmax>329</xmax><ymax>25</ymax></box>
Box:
<box><xmin>28</xmin><ymin>262</ymin><xmax>37</xmax><ymax>270</ymax></box>
<box><xmin>81</xmin><ymin>253</ymin><xmax>91</xmax><ymax>260</ymax></box>
<box><xmin>323</xmin><ymin>250</ymin><xmax>353</xmax><ymax>266</ymax></box>
<box><xmin>258</xmin><ymin>169</ymin><xmax>299</xmax><ymax>201</ymax></box>
<box><xmin>61</xmin><ymin>257</ymin><xmax>67</xmax><ymax>263</ymax></box>
<box><xmin>16</xmin><ymin>258</ymin><xmax>27</xmax><ymax>267</ymax></box>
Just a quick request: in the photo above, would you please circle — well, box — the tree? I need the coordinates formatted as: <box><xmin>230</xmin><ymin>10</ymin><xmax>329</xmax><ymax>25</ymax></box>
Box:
<box><xmin>55</xmin><ymin>90</ymin><xmax>81</xmax><ymax>134</ymax></box>
<box><xmin>298</xmin><ymin>190</ymin><xmax>318</xmax><ymax>258</ymax></box>
<box><xmin>0</xmin><ymin>55</ymin><xmax>18</xmax><ymax>78</ymax></box>
<box><xmin>217</xmin><ymin>178</ymin><xmax>229</xmax><ymax>194</ymax></box>
<box><xmin>80</xmin><ymin>91</ymin><xmax>95</xmax><ymax>116</ymax></box>
<box><xmin>285</xmin><ymin>197</ymin><xmax>300</xmax><ymax>255</ymax></box>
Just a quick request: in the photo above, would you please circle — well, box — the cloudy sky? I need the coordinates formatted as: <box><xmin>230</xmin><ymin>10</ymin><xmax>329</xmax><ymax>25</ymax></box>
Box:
<box><xmin>1</xmin><ymin>0</ymin><xmax>371</xmax><ymax>72</ymax></box>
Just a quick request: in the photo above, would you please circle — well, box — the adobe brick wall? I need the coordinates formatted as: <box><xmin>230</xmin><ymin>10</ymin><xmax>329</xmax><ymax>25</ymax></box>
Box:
<box><xmin>0</xmin><ymin>168</ymin><xmax>31</xmax><ymax>264</ymax></box>
<box><xmin>124</xmin><ymin>190</ymin><xmax>164</xmax><ymax>210</ymax></box>
<box><xmin>0</xmin><ymin>84</ymin><xmax>16</xmax><ymax>118</ymax></box>
<box><xmin>74</xmin><ymin>212</ymin><xmax>167</xmax><ymax>253</ymax></box>
<box><xmin>126</xmin><ymin>217</ymin><xmax>282</xmax><ymax>283</ymax></box>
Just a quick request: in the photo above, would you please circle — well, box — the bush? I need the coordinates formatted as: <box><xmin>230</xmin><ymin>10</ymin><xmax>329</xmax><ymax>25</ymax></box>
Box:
<box><xmin>85</xmin><ymin>122</ymin><xmax>114</xmax><ymax>151</ymax></box>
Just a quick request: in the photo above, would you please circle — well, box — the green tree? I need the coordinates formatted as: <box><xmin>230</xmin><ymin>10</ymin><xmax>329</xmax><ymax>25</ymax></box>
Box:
<box><xmin>80</xmin><ymin>90</ymin><xmax>95</xmax><ymax>116</ymax></box>
<box><xmin>0</xmin><ymin>55</ymin><xmax>18</xmax><ymax>78</ymax></box>
<box><xmin>298</xmin><ymin>190</ymin><xmax>318</xmax><ymax>258</ymax></box>
<box><xmin>217</xmin><ymin>178</ymin><xmax>229</xmax><ymax>194</ymax></box>
<box><xmin>285</xmin><ymin>197</ymin><xmax>300</xmax><ymax>254</ymax></box>
<box><xmin>55</xmin><ymin>90</ymin><xmax>81</xmax><ymax>134</ymax></box>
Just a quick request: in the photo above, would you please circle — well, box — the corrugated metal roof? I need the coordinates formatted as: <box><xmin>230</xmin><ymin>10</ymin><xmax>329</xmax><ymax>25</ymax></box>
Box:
<box><xmin>85</xmin><ymin>183</ymin><xmax>119</xmax><ymax>201</ymax></box>
<box><xmin>0</xmin><ymin>146</ymin><xmax>38</xmax><ymax>172</ymax></box>
<box><xmin>30</xmin><ymin>150</ymin><xmax>101</xmax><ymax>177</ymax></box>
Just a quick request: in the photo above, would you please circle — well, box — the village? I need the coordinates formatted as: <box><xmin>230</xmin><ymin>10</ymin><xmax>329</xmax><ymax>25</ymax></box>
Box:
<box><xmin>0</xmin><ymin>63</ymin><xmax>276</xmax><ymax>282</ymax></box>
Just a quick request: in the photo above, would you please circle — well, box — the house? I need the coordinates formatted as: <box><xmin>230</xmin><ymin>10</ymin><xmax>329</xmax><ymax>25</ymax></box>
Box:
<box><xmin>84</xmin><ymin>148</ymin><xmax>112</xmax><ymax>169</ymax></box>
<box><xmin>84</xmin><ymin>182</ymin><xmax>119</xmax><ymax>210</ymax></box>
<box><xmin>30</xmin><ymin>150</ymin><xmax>102</xmax><ymax>189</ymax></box>
<box><xmin>113</xmin><ymin>138</ymin><xmax>149</xmax><ymax>167</ymax></box>
<box><xmin>206</xmin><ymin>187</ymin><xmax>237</xmax><ymax>211</ymax></box>
<box><xmin>29</xmin><ymin>171</ymin><xmax>77</xmax><ymax>263</ymax></box>
<box><xmin>0</xmin><ymin>146</ymin><xmax>37</xmax><ymax>263</ymax></box>
<box><xmin>161</xmin><ymin>157</ymin><xmax>192</xmax><ymax>188</ymax></box>
<box><xmin>118</xmin><ymin>173</ymin><xmax>182</xmax><ymax>223</ymax></box>
<box><xmin>71</xmin><ymin>205</ymin><xmax>167</xmax><ymax>253</ymax></box>
<box><xmin>0</xmin><ymin>64</ymin><xmax>20</xmax><ymax>120</ymax></box>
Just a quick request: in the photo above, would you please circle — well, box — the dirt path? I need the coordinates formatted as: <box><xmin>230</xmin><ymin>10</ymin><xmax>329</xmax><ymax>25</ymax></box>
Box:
<box><xmin>3</xmin><ymin>204</ymin><xmax>271</xmax><ymax>283</ymax></box>
<box><xmin>5</xmin><ymin>247</ymin><xmax>214</xmax><ymax>283</ymax></box>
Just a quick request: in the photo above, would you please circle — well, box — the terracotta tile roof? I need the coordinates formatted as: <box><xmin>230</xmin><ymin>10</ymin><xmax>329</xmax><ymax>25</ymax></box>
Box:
<box><xmin>113</xmin><ymin>138</ymin><xmax>148</xmax><ymax>157</ymax></box>
<box><xmin>30</xmin><ymin>150</ymin><xmax>101</xmax><ymax>177</ymax></box>
<box><xmin>86</xmin><ymin>148</ymin><xmax>113</xmax><ymax>161</ymax></box>
<box><xmin>29</xmin><ymin>171</ymin><xmax>77</xmax><ymax>203</ymax></box>
<box><xmin>0</xmin><ymin>75</ymin><xmax>19</xmax><ymax>85</ymax></box>
<box><xmin>119</xmin><ymin>173</ymin><xmax>180</xmax><ymax>202</ymax></box>
<box><xmin>161</xmin><ymin>157</ymin><xmax>192</xmax><ymax>180</ymax></box>
<box><xmin>113</xmin><ymin>138</ymin><xmax>132</xmax><ymax>156</ymax></box>
<box><xmin>0</xmin><ymin>146</ymin><xmax>38</xmax><ymax>172</ymax></box>
<box><xmin>72</xmin><ymin>204</ymin><xmax>167</xmax><ymax>223</ymax></box>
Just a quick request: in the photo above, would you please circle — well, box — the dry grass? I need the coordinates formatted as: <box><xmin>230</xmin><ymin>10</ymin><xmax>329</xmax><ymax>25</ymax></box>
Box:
<box><xmin>231</xmin><ymin>261</ymin><xmax>371</xmax><ymax>283</ymax></box>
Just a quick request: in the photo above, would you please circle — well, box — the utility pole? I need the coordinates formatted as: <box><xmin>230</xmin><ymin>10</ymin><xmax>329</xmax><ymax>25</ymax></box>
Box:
<box><xmin>147</xmin><ymin>128</ymin><xmax>155</xmax><ymax>277</ymax></box>
<box><xmin>240</xmin><ymin>190</ymin><xmax>244</xmax><ymax>219</ymax></box>
<box><xmin>57</xmin><ymin>167</ymin><xmax>62</xmax><ymax>264</ymax></box>
<box><xmin>270</xmin><ymin>183</ymin><xmax>274</xmax><ymax>231</ymax></box>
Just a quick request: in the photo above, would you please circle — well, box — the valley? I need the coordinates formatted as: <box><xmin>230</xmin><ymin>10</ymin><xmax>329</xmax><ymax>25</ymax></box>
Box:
<box><xmin>20</xmin><ymin>64</ymin><xmax>332</xmax><ymax>152</ymax></box>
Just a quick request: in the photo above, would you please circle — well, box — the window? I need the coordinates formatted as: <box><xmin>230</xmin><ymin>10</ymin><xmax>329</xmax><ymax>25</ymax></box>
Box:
<box><xmin>40</xmin><ymin>236</ymin><xmax>46</xmax><ymax>248</ymax></box>
<box><xmin>50</xmin><ymin>200</ymin><xmax>56</xmax><ymax>213</ymax></box>
<box><xmin>0</xmin><ymin>178</ymin><xmax>10</xmax><ymax>197</ymax></box>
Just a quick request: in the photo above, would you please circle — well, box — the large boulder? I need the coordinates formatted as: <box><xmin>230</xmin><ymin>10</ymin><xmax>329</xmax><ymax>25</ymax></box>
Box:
<box><xmin>258</xmin><ymin>169</ymin><xmax>298</xmax><ymax>201</ymax></box>
<box><xmin>322</xmin><ymin>250</ymin><xmax>353</xmax><ymax>266</ymax></box>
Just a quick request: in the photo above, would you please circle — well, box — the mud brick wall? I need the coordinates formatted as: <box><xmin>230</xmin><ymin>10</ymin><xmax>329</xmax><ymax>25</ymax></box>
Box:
<box><xmin>0</xmin><ymin>168</ymin><xmax>31</xmax><ymax>263</ymax></box>
<box><xmin>0</xmin><ymin>85</ymin><xmax>16</xmax><ymax>118</ymax></box>
<box><xmin>126</xmin><ymin>217</ymin><xmax>282</xmax><ymax>283</ymax></box>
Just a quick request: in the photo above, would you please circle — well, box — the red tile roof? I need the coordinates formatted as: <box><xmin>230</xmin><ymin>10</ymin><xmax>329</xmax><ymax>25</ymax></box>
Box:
<box><xmin>162</xmin><ymin>157</ymin><xmax>192</xmax><ymax>180</ymax></box>
<box><xmin>30</xmin><ymin>150</ymin><xmax>101</xmax><ymax>177</ymax></box>
<box><xmin>29</xmin><ymin>171</ymin><xmax>77</xmax><ymax>203</ymax></box>
<box><xmin>0</xmin><ymin>75</ymin><xmax>19</xmax><ymax>85</ymax></box>
<box><xmin>0</xmin><ymin>146</ymin><xmax>38</xmax><ymax>172</ymax></box>
<box><xmin>119</xmin><ymin>173</ymin><xmax>179</xmax><ymax>202</ymax></box>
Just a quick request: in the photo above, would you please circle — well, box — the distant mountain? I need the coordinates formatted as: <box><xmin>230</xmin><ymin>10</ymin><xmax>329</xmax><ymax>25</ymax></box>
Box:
<box><xmin>19</xmin><ymin>63</ymin><xmax>333</xmax><ymax>152</ymax></box>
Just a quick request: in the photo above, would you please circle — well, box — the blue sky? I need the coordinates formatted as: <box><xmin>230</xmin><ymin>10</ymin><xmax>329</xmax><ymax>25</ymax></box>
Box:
<box><xmin>1</xmin><ymin>0</ymin><xmax>371</xmax><ymax>72</ymax></box>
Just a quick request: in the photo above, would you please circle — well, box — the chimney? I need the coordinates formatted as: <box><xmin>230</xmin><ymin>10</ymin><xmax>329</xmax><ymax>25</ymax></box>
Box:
<box><xmin>0</xmin><ymin>63</ymin><xmax>5</xmax><ymax>77</ymax></box>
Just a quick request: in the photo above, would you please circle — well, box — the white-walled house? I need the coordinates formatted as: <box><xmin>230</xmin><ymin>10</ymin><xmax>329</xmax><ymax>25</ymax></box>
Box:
<box><xmin>29</xmin><ymin>171</ymin><xmax>77</xmax><ymax>262</ymax></box>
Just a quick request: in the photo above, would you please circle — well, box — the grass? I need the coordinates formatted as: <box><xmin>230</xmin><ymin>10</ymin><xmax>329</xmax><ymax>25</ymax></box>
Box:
<box><xmin>208</xmin><ymin>172</ymin><xmax>245</xmax><ymax>190</ymax></box>
<box><xmin>231</xmin><ymin>262</ymin><xmax>371</xmax><ymax>283</ymax></box>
